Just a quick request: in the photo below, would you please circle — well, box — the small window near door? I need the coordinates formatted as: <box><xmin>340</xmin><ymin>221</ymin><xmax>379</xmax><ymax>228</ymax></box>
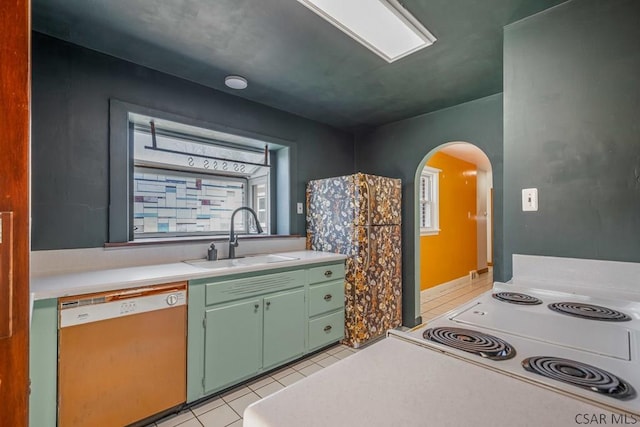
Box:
<box><xmin>420</xmin><ymin>166</ymin><xmax>440</xmax><ymax>235</ymax></box>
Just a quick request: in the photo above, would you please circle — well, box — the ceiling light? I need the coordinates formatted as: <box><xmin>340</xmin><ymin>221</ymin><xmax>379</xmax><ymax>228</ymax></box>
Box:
<box><xmin>225</xmin><ymin>75</ymin><xmax>248</xmax><ymax>90</ymax></box>
<box><xmin>297</xmin><ymin>0</ymin><xmax>436</xmax><ymax>63</ymax></box>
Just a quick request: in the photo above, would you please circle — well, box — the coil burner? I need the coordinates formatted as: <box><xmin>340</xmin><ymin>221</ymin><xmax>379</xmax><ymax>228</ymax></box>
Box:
<box><xmin>522</xmin><ymin>356</ymin><xmax>636</xmax><ymax>400</ymax></box>
<box><xmin>492</xmin><ymin>292</ymin><xmax>543</xmax><ymax>305</ymax></box>
<box><xmin>548</xmin><ymin>302</ymin><xmax>631</xmax><ymax>322</ymax></box>
<box><xmin>422</xmin><ymin>327</ymin><xmax>515</xmax><ymax>361</ymax></box>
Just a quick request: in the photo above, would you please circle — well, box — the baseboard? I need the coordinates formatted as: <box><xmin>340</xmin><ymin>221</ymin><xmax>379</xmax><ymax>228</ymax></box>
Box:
<box><xmin>420</xmin><ymin>275</ymin><xmax>469</xmax><ymax>300</ymax></box>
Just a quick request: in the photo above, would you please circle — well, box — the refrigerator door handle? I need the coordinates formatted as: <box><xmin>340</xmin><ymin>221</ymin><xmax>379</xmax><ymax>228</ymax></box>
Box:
<box><xmin>364</xmin><ymin>226</ymin><xmax>371</xmax><ymax>271</ymax></box>
<box><xmin>363</xmin><ymin>179</ymin><xmax>372</xmax><ymax>271</ymax></box>
<box><xmin>363</xmin><ymin>177</ymin><xmax>372</xmax><ymax>226</ymax></box>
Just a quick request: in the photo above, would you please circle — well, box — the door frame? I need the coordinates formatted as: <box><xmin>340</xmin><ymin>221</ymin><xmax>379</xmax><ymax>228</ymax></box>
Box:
<box><xmin>413</xmin><ymin>142</ymin><xmax>493</xmax><ymax>319</ymax></box>
<box><xmin>0</xmin><ymin>0</ymin><xmax>31</xmax><ymax>425</ymax></box>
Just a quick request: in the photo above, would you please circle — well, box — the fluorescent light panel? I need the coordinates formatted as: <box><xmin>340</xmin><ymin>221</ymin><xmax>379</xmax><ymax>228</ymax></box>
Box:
<box><xmin>297</xmin><ymin>0</ymin><xmax>436</xmax><ymax>62</ymax></box>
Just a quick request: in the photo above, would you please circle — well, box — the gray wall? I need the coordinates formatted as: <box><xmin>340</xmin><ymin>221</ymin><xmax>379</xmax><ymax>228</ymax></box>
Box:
<box><xmin>32</xmin><ymin>33</ymin><xmax>354</xmax><ymax>250</ymax></box>
<box><xmin>503</xmin><ymin>0</ymin><xmax>640</xmax><ymax>278</ymax></box>
<box><xmin>355</xmin><ymin>93</ymin><xmax>504</xmax><ymax>326</ymax></box>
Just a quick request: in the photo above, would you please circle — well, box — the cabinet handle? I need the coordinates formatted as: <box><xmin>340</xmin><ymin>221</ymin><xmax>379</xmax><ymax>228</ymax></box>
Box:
<box><xmin>323</xmin><ymin>325</ymin><xmax>332</xmax><ymax>332</ymax></box>
<box><xmin>254</xmin><ymin>303</ymin><xmax>259</xmax><ymax>310</ymax></box>
<box><xmin>266</xmin><ymin>301</ymin><xmax>271</xmax><ymax>307</ymax></box>
<box><xmin>323</xmin><ymin>294</ymin><xmax>332</xmax><ymax>301</ymax></box>
<box><xmin>324</xmin><ymin>270</ymin><xmax>333</xmax><ymax>278</ymax></box>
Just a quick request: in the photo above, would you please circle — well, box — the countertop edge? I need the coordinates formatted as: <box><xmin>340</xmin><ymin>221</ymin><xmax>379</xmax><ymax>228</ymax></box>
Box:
<box><xmin>30</xmin><ymin>250</ymin><xmax>347</xmax><ymax>300</ymax></box>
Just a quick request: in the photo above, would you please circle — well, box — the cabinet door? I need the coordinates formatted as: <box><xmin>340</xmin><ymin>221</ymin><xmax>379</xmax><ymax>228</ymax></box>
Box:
<box><xmin>204</xmin><ymin>299</ymin><xmax>262</xmax><ymax>393</ymax></box>
<box><xmin>263</xmin><ymin>288</ymin><xmax>305</xmax><ymax>369</ymax></box>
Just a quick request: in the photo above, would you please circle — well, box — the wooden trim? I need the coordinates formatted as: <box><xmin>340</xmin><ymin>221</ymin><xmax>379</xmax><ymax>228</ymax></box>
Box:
<box><xmin>0</xmin><ymin>0</ymin><xmax>31</xmax><ymax>425</ymax></box>
<box><xmin>420</xmin><ymin>275</ymin><xmax>469</xmax><ymax>300</ymax></box>
<box><xmin>477</xmin><ymin>267</ymin><xmax>489</xmax><ymax>275</ymax></box>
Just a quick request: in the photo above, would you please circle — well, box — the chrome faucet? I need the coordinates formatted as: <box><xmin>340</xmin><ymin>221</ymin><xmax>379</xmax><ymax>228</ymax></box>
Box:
<box><xmin>228</xmin><ymin>207</ymin><xmax>264</xmax><ymax>259</ymax></box>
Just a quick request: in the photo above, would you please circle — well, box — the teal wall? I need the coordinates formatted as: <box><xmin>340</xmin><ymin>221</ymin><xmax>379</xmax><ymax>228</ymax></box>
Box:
<box><xmin>355</xmin><ymin>94</ymin><xmax>504</xmax><ymax>326</ymax></box>
<box><xmin>31</xmin><ymin>33</ymin><xmax>354</xmax><ymax>250</ymax></box>
<box><xmin>503</xmin><ymin>0</ymin><xmax>640</xmax><ymax>278</ymax></box>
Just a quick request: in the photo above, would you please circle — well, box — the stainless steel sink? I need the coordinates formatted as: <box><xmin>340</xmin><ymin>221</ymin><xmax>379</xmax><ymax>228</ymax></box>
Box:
<box><xmin>184</xmin><ymin>258</ymin><xmax>240</xmax><ymax>269</ymax></box>
<box><xmin>236</xmin><ymin>254</ymin><xmax>299</xmax><ymax>265</ymax></box>
<box><xmin>184</xmin><ymin>254</ymin><xmax>299</xmax><ymax>269</ymax></box>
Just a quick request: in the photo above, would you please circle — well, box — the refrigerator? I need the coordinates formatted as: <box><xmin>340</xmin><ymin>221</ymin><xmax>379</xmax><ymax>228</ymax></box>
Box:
<box><xmin>306</xmin><ymin>173</ymin><xmax>402</xmax><ymax>348</ymax></box>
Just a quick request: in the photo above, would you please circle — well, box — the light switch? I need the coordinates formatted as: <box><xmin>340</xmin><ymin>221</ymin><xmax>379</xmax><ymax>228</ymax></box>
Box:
<box><xmin>297</xmin><ymin>202</ymin><xmax>304</xmax><ymax>214</ymax></box>
<box><xmin>522</xmin><ymin>188</ymin><xmax>538</xmax><ymax>211</ymax></box>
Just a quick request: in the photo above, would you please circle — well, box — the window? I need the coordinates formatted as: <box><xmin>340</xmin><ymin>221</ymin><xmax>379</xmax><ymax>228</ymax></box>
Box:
<box><xmin>420</xmin><ymin>166</ymin><xmax>440</xmax><ymax>235</ymax></box>
<box><xmin>130</xmin><ymin>114</ymin><xmax>271</xmax><ymax>238</ymax></box>
<box><xmin>109</xmin><ymin>101</ymin><xmax>297</xmax><ymax>244</ymax></box>
<box><xmin>249</xmin><ymin>176</ymin><xmax>269</xmax><ymax>230</ymax></box>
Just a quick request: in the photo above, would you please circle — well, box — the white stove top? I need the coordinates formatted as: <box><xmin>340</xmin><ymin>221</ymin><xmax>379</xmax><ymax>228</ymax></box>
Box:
<box><xmin>392</xmin><ymin>278</ymin><xmax>640</xmax><ymax>416</ymax></box>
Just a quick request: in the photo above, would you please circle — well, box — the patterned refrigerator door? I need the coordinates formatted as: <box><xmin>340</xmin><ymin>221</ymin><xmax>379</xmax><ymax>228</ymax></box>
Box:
<box><xmin>344</xmin><ymin>224</ymin><xmax>402</xmax><ymax>347</ymax></box>
<box><xmin>354</xmin><ymin>173</ymin><xmax>402</xmax><ymax>226</ymax></box>
<box><xmin>305</xmin><ymin>175</ymin><xmax>357</xmax><ymax>254</ymax></box>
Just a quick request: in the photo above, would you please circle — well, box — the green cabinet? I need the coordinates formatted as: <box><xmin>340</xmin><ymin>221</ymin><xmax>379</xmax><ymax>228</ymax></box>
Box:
<box><xmin>307</xmin><ymin>263</ymin><xmax>347</xmax><ymax>351</ymax></box>
<box><xmin>202</xmin><ymin>287</ymin><xmax>306</xmax><ymax>394</ymax></box>
<box><xmin>263</xmin><ymin>288</ymin><xmax>305</xmax><ymax>369</ymax></box>
<box><xmin>187</xmin><ymin>262</ymin><xmax>345</xmax><ymax>403</ymax></box>
<box><xmin>204</xmin><ymin>298</ymin><xmax>263</xmax><ymax>393</ymax></box>
<box><xmin>29</xmin><ymin>298</ymin><xmax>58</xmax><ymax>427</ymax></box>
<box><xmin>308</xmin><ymin>310</ymin><xmax>345</xmax><ymax>350</ymax></box>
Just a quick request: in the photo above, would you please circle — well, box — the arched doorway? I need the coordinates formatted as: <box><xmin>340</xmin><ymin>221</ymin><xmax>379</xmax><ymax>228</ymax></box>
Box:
<box><xmin>414</xmin><ymin>142</ymin><xmax>493</xmax><ymax>322</ymax></box>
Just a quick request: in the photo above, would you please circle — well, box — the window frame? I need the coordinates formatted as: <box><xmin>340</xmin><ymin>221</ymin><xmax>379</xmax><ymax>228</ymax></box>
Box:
<box><xmin>108</xmin><ymin>100</ymin><xmax>296</xmax><ymax>244</ymax></box>
<box><xmin>420</xmin><ymin>166</ymin><xmax>440</xmax><ymax>236</ymax></box>
<box><xmin>248</xmin><ymin>174</ymin><xmax>270</xmax><ymax>234</ymax></box>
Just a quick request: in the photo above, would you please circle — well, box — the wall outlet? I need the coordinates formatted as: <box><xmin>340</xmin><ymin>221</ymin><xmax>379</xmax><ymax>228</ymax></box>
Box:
<box><xmin>522</xmin><ymin>188</ymin><xmax>538</xmax><ymax>211</ymax></box>
<box><xmin>296</xmin><ymin>202</ymin><xmax>304</xmax><ymax>215</ymax></box>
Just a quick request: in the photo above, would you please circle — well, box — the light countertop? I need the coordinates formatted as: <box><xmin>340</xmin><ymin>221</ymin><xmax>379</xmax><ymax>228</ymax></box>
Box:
<box><xmin>30</xmin><ymin>250</ymin><xmax>346</xmax><ymax>300</ymax></box>
<box><xmin>244</xmin><ymin>336</ymin><xmax>611</xmax><ymax>427</ymax></box>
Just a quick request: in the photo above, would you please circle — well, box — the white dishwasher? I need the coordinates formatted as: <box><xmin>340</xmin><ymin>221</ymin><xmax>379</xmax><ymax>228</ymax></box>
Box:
<box><xmin>58</xmin><ymin>282</ymin><xmax>187</xmax><ymax>427</ymax></box>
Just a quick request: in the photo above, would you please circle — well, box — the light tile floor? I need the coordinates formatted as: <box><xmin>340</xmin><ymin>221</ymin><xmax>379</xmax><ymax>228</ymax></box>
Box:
<box><xmin>420</xmin><ymin>269</ymin><xmax>494</xmax><ymax>322</ymax></box>
<box><xmin>148</xmin><ymin>344</ymin><xmax>358</xmax><ymax>427</ymax></box>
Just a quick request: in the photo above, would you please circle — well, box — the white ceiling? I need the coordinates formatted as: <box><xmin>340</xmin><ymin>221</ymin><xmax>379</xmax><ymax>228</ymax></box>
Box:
<box><xmin>440</xmin><ymin>142</ymin><xmax>492</xmax><ymax>171</ymax></box>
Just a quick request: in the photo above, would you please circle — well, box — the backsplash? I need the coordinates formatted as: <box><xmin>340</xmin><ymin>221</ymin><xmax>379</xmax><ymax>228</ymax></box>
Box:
<box><xmin>512</xmin><ymin>254</ymin><xmax>640</xmax><ymax>299</ymax></box>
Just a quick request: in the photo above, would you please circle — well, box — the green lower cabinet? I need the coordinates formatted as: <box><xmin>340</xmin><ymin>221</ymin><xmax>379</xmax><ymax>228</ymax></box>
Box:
<box><xmin>202</xmin><ymin>288</ymin><xmax>306</xmax><ymax>394</ymax></box>
<box><xmin>204</xmin><ymin>298</ymin><xmax>263</xmax><ymax>394</ymax></box>
<box><xmin>189</xmin><ymin>262</ymin><xmax>346</xmax><ymax>402</ymax></box>
<box><xmin>263</xmin><ymin>288</ymin><xmax>305</xmax><ymax>369</ymax></box>
<box><xmin>308</xmin><ymin>310</ymin><xmax>345</xmax><ymax>351</ymax></box>
<box><xmin>29</xmin><ymin>298</ymin><xmax>58</xmax><ymax>427</ymax></box>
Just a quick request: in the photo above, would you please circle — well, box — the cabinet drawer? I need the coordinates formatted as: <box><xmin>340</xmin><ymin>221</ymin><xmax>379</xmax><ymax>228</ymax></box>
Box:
<box><xmin>205</xmin><ymin>270</ymin><xmax>305</xmax><ymax>305</ymax></box>
<box><xmin>308</xmin><ymin>310</ymin><xmax>345</xmax><ymax>351</ymax></box>
<box><xmin>307</xmin><ymin>263</ymin><xmax>345</xmax><ymax>285</ymax></box>
<box><xmin>308</xmin><ymin>280</ymin><xmax>344</xmax><ymax>317</ymax></box>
